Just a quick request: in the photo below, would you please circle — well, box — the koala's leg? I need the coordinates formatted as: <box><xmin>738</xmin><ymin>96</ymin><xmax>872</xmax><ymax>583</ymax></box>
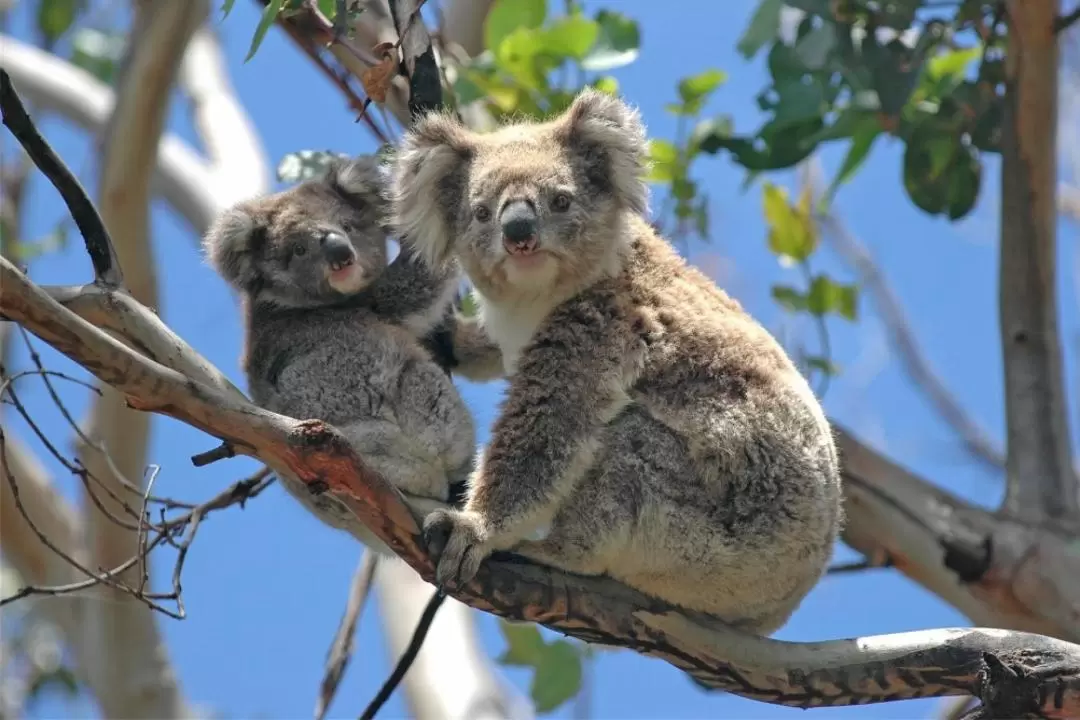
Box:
<box><xmin>339</xmin><ymin>419</ymin><xmax>451</xmax><ymax>502</ymax></box>
<box><xmin>512</xmin><ymin>405</ymin><xmax>832</xmax><ymax>634</ymax></box>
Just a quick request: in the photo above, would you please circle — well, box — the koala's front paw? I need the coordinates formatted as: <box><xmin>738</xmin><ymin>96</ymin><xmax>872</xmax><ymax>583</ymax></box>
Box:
<box><xmin>423</xmin><ymin>508</ymin><xmax>492</xmax><ymax>589</ymax></box>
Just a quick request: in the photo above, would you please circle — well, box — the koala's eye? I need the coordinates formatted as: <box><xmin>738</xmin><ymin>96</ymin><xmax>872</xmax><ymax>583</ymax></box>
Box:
<box><xmin>341</xmin><ymin>220</ymin><xmax>356</xmax><ymax>233</ymax></box>
<box><xmin>551</xmin><ymin>192</ymin><xmax>572</xmax><ymax>212</ymax></box>
<box><xmin>291</xmin><ymin>243</ymin><xmax>307</xmax><ymax>257</ymax></box>
<box><xmin>473</xmin><ymin>205</ymin><xmax>491</xmax><ymax>223</ymax></box>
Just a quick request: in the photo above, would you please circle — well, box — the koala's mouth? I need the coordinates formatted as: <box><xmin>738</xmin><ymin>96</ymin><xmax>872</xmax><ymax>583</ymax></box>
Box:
<box><xmin>328</xmin><ymin>257</ymin><xmax>355</xmax><ymax>273</ymax></box>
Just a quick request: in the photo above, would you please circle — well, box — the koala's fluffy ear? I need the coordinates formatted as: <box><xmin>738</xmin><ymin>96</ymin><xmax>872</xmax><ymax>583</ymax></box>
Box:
<box><xmin>557</xmin><ymin>88</ymin><xmax>649</xmax><ymax>216</ymax></box>
<box><xmin>203</xmin><ymin>206</ymin><xmax>265</xmax><ymax>292</ymax></box>
<box><xmin>328</xmin><ymin>155</ymin><xmax>388</xmax><ymax>204</ymax></box>
<box><xmin>390</xmin><ymin>112</ymin><xmax>476</xmax><ymax>269</ymax></box>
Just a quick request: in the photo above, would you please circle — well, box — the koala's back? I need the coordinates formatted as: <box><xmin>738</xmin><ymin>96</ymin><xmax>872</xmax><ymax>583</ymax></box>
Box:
<box><xmin>511</xmin><ymin>220</ymin><xmax>843</xmax><ymax>634</ymax></box>
<box><xmin>246</xmin><ymin>303</ymin><xmax>467</xmax><ymax>455</ymax></box>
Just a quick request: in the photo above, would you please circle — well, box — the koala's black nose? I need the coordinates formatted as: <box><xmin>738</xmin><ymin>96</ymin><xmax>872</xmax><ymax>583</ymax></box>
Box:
<box><xmin>321</xmin><ymin>232</ymin><xmax>355</xmax><ymax>269</ymax></box>
<box><xmin>501</xmin><ymin>202</ymin><xmax>538</xmax><ymax>245</ymax></box>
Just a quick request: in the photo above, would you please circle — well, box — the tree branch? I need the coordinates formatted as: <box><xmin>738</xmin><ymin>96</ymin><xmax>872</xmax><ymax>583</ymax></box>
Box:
<box><xmin>3</xmin><ymin>78</ymin><xmax>1080</xmax><ymax>715</ymax></box>
<box><xmin>315</xmin><ymin>551</ymin><xmax>378</xmax><ymax>720</ymax></box>
<box><xmin>0</xmin><ymin>33</ymin><xmax>263</xmax><ymax>235</ymax></box>
<box><xmin>997</xmin><ymin>0</ymin><xmax>1079</xmax><ymax>524</ymax></box>
<box><xmin>179</xmin><ymin>26</ymin><xmax>270</xmax><ymax>208</ymax></box>
<box><xmin>68</xmin><ymin>2</ymin><xmax>208</xmax><ymax>716</ymax></box>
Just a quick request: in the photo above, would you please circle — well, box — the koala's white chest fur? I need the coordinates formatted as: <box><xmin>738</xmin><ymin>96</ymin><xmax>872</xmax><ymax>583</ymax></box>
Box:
<box><xmin>477</xmin><ymin>294</ymin><xmax>555</xmax><ymax>375</ymax></box>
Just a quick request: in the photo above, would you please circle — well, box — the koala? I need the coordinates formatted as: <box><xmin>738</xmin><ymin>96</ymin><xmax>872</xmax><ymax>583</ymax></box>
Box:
<box><xmin>203</xmin><ymin>155</ymin><xmax>490</xmax><ymax>554</ymax></box>
<box><xmin>388</xmin><ymin>89</ymin><xmax>845</xmax><ymax>635</ymax></box>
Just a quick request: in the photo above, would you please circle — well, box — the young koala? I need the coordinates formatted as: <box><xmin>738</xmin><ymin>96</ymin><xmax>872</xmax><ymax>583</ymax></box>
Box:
<box><xmin>389</xmin><ymin>90</ymin><xmax>845</xmax><ymax>635</ymax></box>
<box><xmin>203</xmin><ymin>156</ymin><xmax>484</xmax><ymax>553</ymax></box>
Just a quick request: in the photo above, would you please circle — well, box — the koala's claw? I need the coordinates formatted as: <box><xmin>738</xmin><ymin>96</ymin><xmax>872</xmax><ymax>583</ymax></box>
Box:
<box><xmin>423</xmin><ymin>509</ymin><xmax>490</xmax><ymax>589</ymax></box>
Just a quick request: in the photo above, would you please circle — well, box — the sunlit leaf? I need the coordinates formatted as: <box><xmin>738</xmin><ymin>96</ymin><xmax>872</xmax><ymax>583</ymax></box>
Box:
<box><xmin>677</xmin><ymin>69</ymin><xmax>727</xmax><ymax>114</ymax></box>
<box><xmin>246</xmin><ymin>0</ymin><xmax>286</xmax><ymax>62</ymax></box>
<box><xmin>485</xmin><ymin>0</ymin><xmax>546</xmax><ymax>53</ymax></box>
<box><xmin>591</xmin><ymin>75</ymin><xmax>619</xmax><ymax>95</ymax></box>
<box><xmin>646</xmin><ymin>139</ymin><xmax>679</xmax><ymax>183</ymax></box>
<box><xmin>497</xmin><ymin>620</ymin><xmax>546</xmax><ymax>666</ymax></box>
<box><xmin>541</xmin><ymin>14</ymin><xmax>599</xmax><ymax>61</ymax></box>
<box><xmin>806</xmin><ymin>275</ymin><xmax>858</xmax><ymax>320</ymax></box>
<box><xmin>37</xmin><ymin>0</ymin><xmax>85</xmax><ymax>47</ymax></box>
<box><xmin>276</xmin><ymin>150</ymin><xmax>349</xmax><ymax>183</ymax></box>
<box><xmin>737</xmin><ymin>0</ymin><xmax>783</xmax><ymax>59</ymax></box>
<box><xmin>771</xmin><ymin>284</ymin><xmax>806</xmax><ymax>312</ymax></box>
<box><xmin>581</xmin><ymin>9</ymin><xmax>639</xmax><ymax>71</ymax></box>
<box><xmin>70</xmin><ymin>28</ymin><xmax>125</xmax><ymax>85</ymax></box>
<box><xmin>762</xmin><ymin>182</ymin><xmax>817</xmax><ymax>261</ymax></box>
<box><xmin>530</xmin><ymin>640</ymin><xmax>583</xmax><ymax>714</ymax></box>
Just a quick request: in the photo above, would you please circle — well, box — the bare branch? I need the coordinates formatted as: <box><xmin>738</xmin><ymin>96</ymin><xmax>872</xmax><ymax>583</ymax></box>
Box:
<box><xmin>4</xmin><ymin>64</ymin><xmax>1080</xmax><ymax>718</ymax></box>
<box><xmin>3</xmin><ymin>216</ymin><xmax>1080</xmax><ymax>717</ymax></box>
<box><xmin>71</xmin><ymin>2</ymin><xmax>208</xmax><ymax>716</ymax></box>
<box><xmin>315</xmin><ymin>551</ymin><xmax>378</xmax><ymax>720</ymax></box>
<box><xmin>816</xmin><ymin>212</ymin><xmax>1005</xmax><ymax>472</ymax></box>
<box><xmin>439</xmin><ymin>0</ymin><xmax>495</xmax><ymax>56</ymax></box>
<box><xmin>0</xmin><ymin>74</ymin><xmax>121</xmax><ymax>285</ymax></box>
<box><xmin>0</xmin><ymin>33</ymin><xmax>228</xmax><ymax>233</ymax></box>
<box><xmin>999</xmin><ymin>0</ymin><xmax>1079</xmax><ymax>523</ymax></box>
<box><xmin>179</xmin><ymin>26</ymin><xmax>270</xmax><ymax>206</ymax></box>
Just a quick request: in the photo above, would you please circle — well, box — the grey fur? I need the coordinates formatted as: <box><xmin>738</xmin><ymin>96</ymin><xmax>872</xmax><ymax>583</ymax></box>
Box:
<box><xmin>202</xmin><ymin>155</ymin><xmax>479</xmax><ymax>553</ymax></box>
<box><xmin>390</xmin><ymin>89</ymin><xmax>845</xmax><ymax>635</ymax></box>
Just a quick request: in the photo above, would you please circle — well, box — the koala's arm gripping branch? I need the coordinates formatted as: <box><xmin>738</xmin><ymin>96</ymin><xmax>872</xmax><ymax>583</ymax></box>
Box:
<box><xmin>3</xmin><ymin>76</ymin><xmax>1080</xmax><ymax>716</ymax></box>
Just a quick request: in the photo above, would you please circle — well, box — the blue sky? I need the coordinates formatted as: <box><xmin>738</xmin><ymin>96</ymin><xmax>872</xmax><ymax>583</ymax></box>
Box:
<box><xmin>4</xmin><ymin>0</ymin><xmax>1079</xmax><ymax>718</ymax></box>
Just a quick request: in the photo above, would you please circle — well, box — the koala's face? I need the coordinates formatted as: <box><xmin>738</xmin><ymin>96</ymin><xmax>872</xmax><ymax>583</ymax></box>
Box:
<box><xmin>391</xmin><ymin>90</ymin><xmax>650</xmax><ymax>301</ymax></box>
<box><xmin>204</xmin><ymin>157</ymin><xmax>390</xmax><ymax>307</ymax></box>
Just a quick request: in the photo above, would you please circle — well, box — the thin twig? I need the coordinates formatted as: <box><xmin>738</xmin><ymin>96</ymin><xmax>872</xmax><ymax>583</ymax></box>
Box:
<box><xmin>816</xmin><ymin>213</ymin><xmax>1006</xmax><ymax>473</ymax></box>
<box><xmin>359</xmin><ymin>589</ymin><xmax>447</xmax><ymax>720</ymax></box>
<box><xmin>314</xmin><ymin>551</ymin><xmax>379</xmax><ymax>720</ymax></box>
<box><xmin>0</xmin><ymin>69</ymin><xmax>122</xmax><ymax>286</ymax></box>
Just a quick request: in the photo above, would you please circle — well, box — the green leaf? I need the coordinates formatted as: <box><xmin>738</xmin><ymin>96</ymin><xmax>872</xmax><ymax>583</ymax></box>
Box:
<box><xmin>37</xmin><ymin>0</ymin><xmax>85</xmax><ymax>47</ymax></box>
<box><xmin>70</xmin><ymin>28</ymin><xmax>125</xmax><ymax>85</ymax></box>
<box><xmin>458</xmin><ymin>290</ymin><xmax>480</xmax><ymax>318</ymax></box>
<box><xmin>771</xmin><ymin>284</ymin><xmax>806</xmax><ymax>312</ymax></box>
<box><xmin>591</xmin><ymin>75</ymin><xmax>619</xmax><ymax>95</ymax></box>
<box><xmin>692</xmin><ymin>195</ymin><xmax>710</xmax><ymax>240</ymax></box>
<box><xmin>806</xmin><ymin>275</ymin><xmax>858</xmax><ymax>319</ymax></box>
<box><xmin>541</xmin><ymin>14</ymin><xmax>600</xmax><ymax>61</ymax></box>
<box><xmin>762</xmin><ymin>182</ymin><xmax>817</xmax><ymax>262</ymax></box>
<box><xmin>246</xmin><ymin>0</ymin><xmax>285</xmax><ymax>62</ymax></box>
<box><xmin>737</xmin><ymin>0</ymin><xmax>783</xmax><ymax>59</ymax></box>
<box><xmin>688</xmin><ymin>116</ymin><xmax>733</xmax><ymax>156</ymax></box>
<box><xmin>926</xmin><ymin>46</ymin><xmax>981</xmax><ymax>82</ymax></box>
<box><xmin>497</xmin><ymin>620</ymin><xmax>546</xmax><ymax>667</ymax></box>
<box><xmin>221</xmin><ymin>0</ymin><xmax>237</xmax><ymax>17</ymax></box>
<box><xmin>581</xmin><ymin>9</ymin><xmax>639</xmax><ymax>71</ymax></box>
<box><xmin>804</xmin><ymin>355</ymin><xmax>840</xmax><ymax>376</ymax></box>
<box><xmin>822</xmin><ymin>113</ymin><xmax>880</xmax><ymax>206</ymax></box>
<box><xmin>530</xmin><ymin>640</ymin><xmax>583</xmax><ymax>714</ymax></box>
<box><xmin>484</xmin><ymin>0</ymin><xmax>546</xmax><ymax>53</ymax></box>
<box><xmin>902</xmin><ymin>124</ymin><xmax>982</xmax><ymax>220</ymax></box>
<box><xmin>13</xmin><ymin>222</ymin><xmax>69</xmax><ymax>263</ymax></box>
<box><xmin>276</xmin><ymin>150</ymin><xmax>350</xmax><ymax>183</ymax></box>
<box><xmin>769</xmin><ymin>77</ymin><xmax>827</xmax><ymax>130</ymax></box>
<box><xmin>646</xmin><ymin>139</ymin><xmax>679</xmax><ymax>183</ymax></box>
<box><xmin>677</xmin><ymin>69</ymin><xmax>727</xmax><ymax>113</ymax></box>
<box><xmin>791</xmin><ymin>23</ymin><xmax>835</xmax><ymax>71</ymax></box>
<box><xmin>494</xmin><ymin>27</ymin><xmax>550</xmax><ymax>90</ymax></box>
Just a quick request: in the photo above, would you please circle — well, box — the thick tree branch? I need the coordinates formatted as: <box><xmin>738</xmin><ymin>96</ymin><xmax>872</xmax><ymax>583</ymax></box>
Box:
<box><xmin>69</xmin><ymin>2</ymin><xmax>207</xmax><ymax>717</ymax></box>
<box><xmin>814</xmin><ymin>209</ymin><xmax>1005</xmax><ymax>474</ymax></box>
<box><xmin>999</xmin><ymin>0</ymin><xmax>1079</xmax><ymax>524</ymax></box>
<box><xmin>179</xmin><ymin>26</ymin><xmax>270</xmax><ymax>208</ymax></box>
<box><xmin>2</xmin><ymin>89</ymin><xmax>1080</xmax><ymax>711</ymax></box>
<box><xmin>0</xmin><ymin>33</ymin><xmax>253</xmax><ymax>234</ymax></box>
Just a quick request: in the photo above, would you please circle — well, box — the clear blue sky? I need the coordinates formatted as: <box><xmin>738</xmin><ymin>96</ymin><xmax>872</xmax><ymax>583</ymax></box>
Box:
<box><xmin>5</xmin><ymin>1</ymin><xmax>1079</xmax><ymax>718</ymax></box>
